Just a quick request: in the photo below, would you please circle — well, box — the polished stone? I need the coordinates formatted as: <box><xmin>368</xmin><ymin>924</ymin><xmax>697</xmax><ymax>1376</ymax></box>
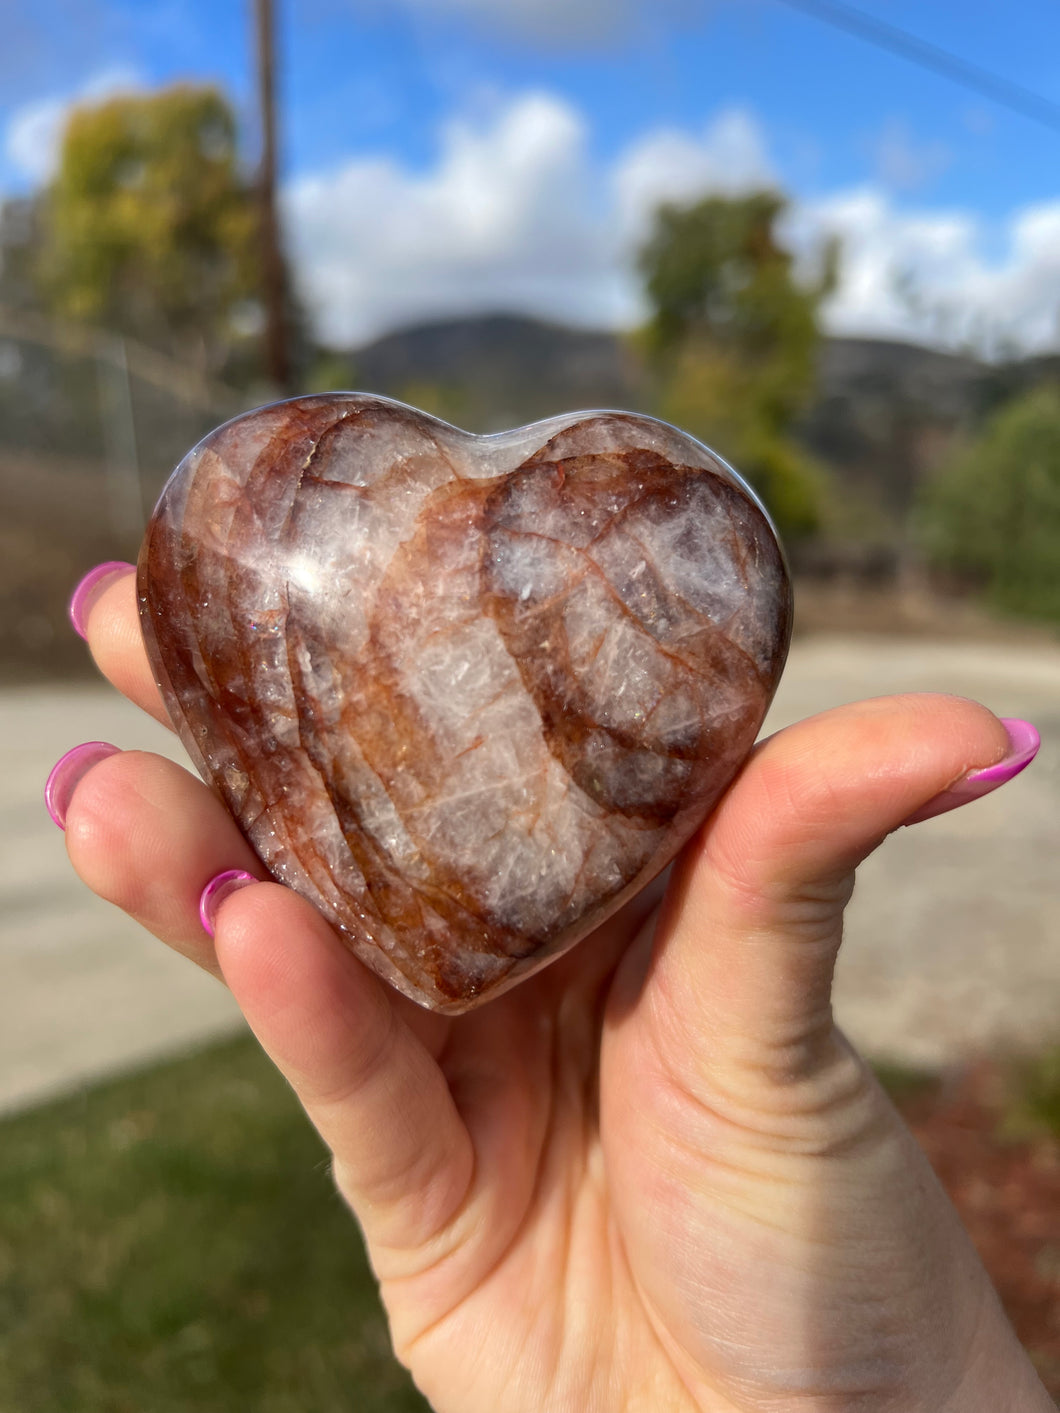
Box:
<box><xmin>139</xmin><ymin>395</ymin><xmax>792</xmax><ymax>1011</ymax></box>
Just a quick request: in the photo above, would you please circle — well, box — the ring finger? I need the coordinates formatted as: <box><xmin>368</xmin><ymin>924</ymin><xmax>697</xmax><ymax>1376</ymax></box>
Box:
<box><xmin>62</xmin><ymin>747</ymin><xmax>262</xmax><ymax>976</ymax></box>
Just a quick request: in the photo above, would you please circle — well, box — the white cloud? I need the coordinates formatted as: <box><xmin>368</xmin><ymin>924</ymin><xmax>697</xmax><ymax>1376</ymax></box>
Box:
<box><xmin>287</xmin><ymin>92</ymin><xmax>614</xmax><ymax>343</ymax></box>
<box><xmin>804</xmin><ymin>189</ymin><xmax>1060</xmax><ymax>354</ymax></box>
<box><xmin>5</xmin><ymin>98</ymin><xmax>71</xmax><ymax>183</ymax></box>
<box><xmin>288</xmin><ymin>86</ymin><xmax>1060</xmax><ymax>356</ymax></box>
<box><xmin>612</xmin><ymin>108</ymin><xmax>776</xmax><ymax>242</ymax></box>
<box><xmin>288</xmin><ymin>96</ymin><xmax>774</xmax><ymax>345</ymax></box>
<box><xmin>3</xmin><ymin>66</ymin><xmax>140</xmax><ymax>185</ymax></box>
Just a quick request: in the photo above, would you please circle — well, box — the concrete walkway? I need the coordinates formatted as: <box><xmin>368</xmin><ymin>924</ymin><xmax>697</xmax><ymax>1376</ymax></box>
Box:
<box><xmin>2</xmin><ymin>632</ymin><xmax>1058</xmax><ymax>1114</ymax></box>
<box><xmin>0</xmin><ymin>688</ymin><xmax>244</xmax><ymax>1115</ymax></box>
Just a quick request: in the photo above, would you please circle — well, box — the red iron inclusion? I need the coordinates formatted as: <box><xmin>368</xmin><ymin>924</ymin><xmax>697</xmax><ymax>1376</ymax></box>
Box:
<box><xmin>139</xmin><ymin>395</ymin><xmax>792</xmax><ymax>1012</ymax></box>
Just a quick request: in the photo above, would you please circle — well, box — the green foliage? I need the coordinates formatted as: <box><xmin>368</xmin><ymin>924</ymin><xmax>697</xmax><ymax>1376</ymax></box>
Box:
<box><xmin>637</xmin><ymin>191</ymin><xmax>836</xmax><ymax>538</ymax></box>
<box><xmin>871</xmin><ymin>1061</ymin><xmax>943</xmax><ymax>1106</ymax></box>
<box><xmin>652</xmin><ymin>341</ymin><xmax>825</xmax><ymax>538</ymax></box>
<box><xmin>396</xmin><ymin>379</ymin><xmax>473</xmax><ymax>427</ymax></box>
<box><xmin>1004</xmin><ymin>1047</ymin><xmax>1060</xmax><ymax>1141</ymax></box>
<box><xmin>0</xmin><ymin>1036</ymin><xmax>428</xmax><ymax>1412</ymax></box>
<box><xmin>304</xmin><ymin>352</ymin><xmax>358</xmax><ymax>393</ymax></box>
<box><xmin>639</xmin><ymin>191</ymin><xmax>832</xmax><ymax>414</ymax></box>
<box><xmin>919</xmin><ymin>385</ymin><xmax>1060</xmax><ymax>621</ymax></box>
<box><xmin>36</xmin><ymin>85</ymin><xmax>260</xmax><ymax>376</ymax></box>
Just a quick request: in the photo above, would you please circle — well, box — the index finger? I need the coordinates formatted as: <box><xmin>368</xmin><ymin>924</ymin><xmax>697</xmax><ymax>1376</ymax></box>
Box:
<box><xmin>77</xmin><ymin>562</ymin><xmax>174</xmax><ymax>729</ymax></box>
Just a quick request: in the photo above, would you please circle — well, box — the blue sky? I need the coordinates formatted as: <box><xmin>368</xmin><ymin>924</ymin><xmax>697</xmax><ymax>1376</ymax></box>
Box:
<box><xmin>2</xmin><ymin>0</ymin><xmax>1059</xmax><ymax>349</ymax></box>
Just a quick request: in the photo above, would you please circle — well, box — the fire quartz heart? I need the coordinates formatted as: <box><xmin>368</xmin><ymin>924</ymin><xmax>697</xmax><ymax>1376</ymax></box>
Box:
<box><xmin>138</xmin><ymin>394</ymin><xmax>792</xmax><ymax>1012</ymax></box>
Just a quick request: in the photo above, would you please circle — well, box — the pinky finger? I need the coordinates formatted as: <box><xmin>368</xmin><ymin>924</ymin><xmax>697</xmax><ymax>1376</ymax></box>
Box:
<box><xmin>212</xmin><ymin>883</ymin><xmax>474</xmax><ymax>1258</ymax></box>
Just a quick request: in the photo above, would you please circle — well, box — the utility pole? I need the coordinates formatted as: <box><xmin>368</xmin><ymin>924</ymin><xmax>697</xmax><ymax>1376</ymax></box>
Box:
<box><xmin>253</xmin><ymin>0</ymin><xmax>291</xmax><ymax>391</ymax></box>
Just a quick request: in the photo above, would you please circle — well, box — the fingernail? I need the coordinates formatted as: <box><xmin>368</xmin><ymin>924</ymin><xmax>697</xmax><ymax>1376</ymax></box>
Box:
<box><xmin>69</xmin><ymin>561</ymin><xmax>136</xmax><ymax>640</ymax></box>
<box><xmin>199</xmin><ymin>870</ymin><xmax>258</xmax><ymax>939</ymax></box>
<box><xmin>904</xmin><ymin>718</ymin><xmax>1041</xmax><ymax>826</ymax></box>
<box><xmin>45</xmin><ymin>742</ymin><xmax>121</xmax><ymax>830</ymax></box>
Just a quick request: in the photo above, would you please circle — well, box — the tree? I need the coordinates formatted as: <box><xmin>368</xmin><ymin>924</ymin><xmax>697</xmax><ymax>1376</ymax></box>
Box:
<box><xmin>919</xmin><ymin>384</ymin><xmax>1060</xmax><ymax>621</ymax></box>
<box><xmin>35</xmin><ymin>85</ymin><xmax>263</xmax><ymax>379</ymax></box>
<box><xmin>637</xmin><ymin>191</ymin><xmax>836</xmax><ymax>538</ymax></box>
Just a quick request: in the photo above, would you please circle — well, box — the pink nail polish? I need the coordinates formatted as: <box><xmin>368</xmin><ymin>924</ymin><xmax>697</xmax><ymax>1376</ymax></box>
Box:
<box><xmin>45</xmin><ymin>742</ymin><xmax>121</xmax><ymax>830</ymax></box>
<box><xmin>199</xmin><ymin>870</ymin><xmax>258</xmax><ymax>938</ymax></box>
<box><xmin>904</xmin><ymin>718</ymin><xmax>1041</xmax><ymax>826</ymax></box>
<box><xmin>69</xmin><ymin>561</ymin><xmax>136</xmax><ymax>640</ymax></box>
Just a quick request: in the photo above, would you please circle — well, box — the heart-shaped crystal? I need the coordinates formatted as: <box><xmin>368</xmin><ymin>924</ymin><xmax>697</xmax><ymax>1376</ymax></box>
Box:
<box><xmin>139</xmin><ymin>395</ymin><xmax>791</xmax><ymax>1012</ymax></box>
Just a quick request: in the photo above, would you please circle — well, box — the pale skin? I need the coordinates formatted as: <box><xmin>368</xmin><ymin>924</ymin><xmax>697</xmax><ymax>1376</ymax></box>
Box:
<box><xmin>63</xmin><ymin>572</ymin><xmax>1052</xmax><ymax>1413</ymax></box>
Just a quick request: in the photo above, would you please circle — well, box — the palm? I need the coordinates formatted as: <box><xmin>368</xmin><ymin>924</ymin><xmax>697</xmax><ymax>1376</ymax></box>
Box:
<box><xmin>352</xmin><ymin>871</ymin><xmax>871</xmax><ymax>1413</ymax></box>
<box><xmin>374</xmin><ymin>886</ymin><xmax>698</xmax><ymax>1413</ymax></box>
<box><xmin>353</xmin><ymin>858</ymin><xmax>989</xmax><ymax>1413</ymax></box>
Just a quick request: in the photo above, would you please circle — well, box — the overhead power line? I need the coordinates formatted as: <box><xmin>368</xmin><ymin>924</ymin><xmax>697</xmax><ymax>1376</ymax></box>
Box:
<box><xmin>773</xmin><ymin>0</ymin><xmax>1060</xmax><ymax>135</ymax></box>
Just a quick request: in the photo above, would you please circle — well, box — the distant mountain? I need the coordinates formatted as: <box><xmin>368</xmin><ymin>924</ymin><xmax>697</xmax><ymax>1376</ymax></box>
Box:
<box><xmin>350</xmin><ymin>313</ymin><xmax>648</xmax><ymax>432</ymax></box>
<box><xmin>346</xmin><ymin>314</ymin><xmax>1059</xmax><ymax>525</ymax></box>
<box><xmin>801</xmin><ymin>338</ymin><xmax>1060</xmax><ymax>519</ymax></box>
<box><xmin>799</xmin><ymin>337</ymin><xmax>988</xmax><ymax>518</ymax></box>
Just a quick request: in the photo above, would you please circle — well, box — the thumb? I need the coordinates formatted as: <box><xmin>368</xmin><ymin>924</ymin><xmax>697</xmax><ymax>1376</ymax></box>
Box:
<box><xmin>646</xmin><ymin>693</ymin><xmax>1033</xmax><ymax>1076</ymax></box>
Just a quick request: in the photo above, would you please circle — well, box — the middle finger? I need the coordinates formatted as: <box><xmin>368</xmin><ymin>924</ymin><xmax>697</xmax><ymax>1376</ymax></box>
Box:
<box><xmin>79</xmin><ymin>564</ymin><xmax>174</xmax><ymax>729</ymax></box>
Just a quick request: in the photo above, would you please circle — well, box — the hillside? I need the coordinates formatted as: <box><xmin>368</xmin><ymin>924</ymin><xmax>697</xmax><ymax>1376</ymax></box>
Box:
<box><xmin>346</xmin><ymin>315</ymin><xmax>1056</xmax><ymax>522</ymax></box>
<box><xmin>3</xmin><ymin>311</ymin><xmax>1057</xmax><ymax>680</ymax></box>
<box><xmin>349</xmin><ymin>314</ymin><xmax>647</xmax><ymax>432</ymax></box>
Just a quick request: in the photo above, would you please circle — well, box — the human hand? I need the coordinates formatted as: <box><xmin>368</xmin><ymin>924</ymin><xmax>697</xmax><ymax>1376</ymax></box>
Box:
<box><xmin>54</xmin><ymin>564</ymin><xmax>1051</xmax><ymax>1413</ymax></box>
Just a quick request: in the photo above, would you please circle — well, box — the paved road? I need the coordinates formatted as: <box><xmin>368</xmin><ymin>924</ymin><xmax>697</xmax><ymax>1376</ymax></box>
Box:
<box><xmin>765</xmin><ymin>636</ymin><xmax>1060</xmax><ymax>1069</ymax></box>
<box><xmin>2</xmin><ymin>632</ymin><xmax>1058</xmax><ymax>1113</ymax></box>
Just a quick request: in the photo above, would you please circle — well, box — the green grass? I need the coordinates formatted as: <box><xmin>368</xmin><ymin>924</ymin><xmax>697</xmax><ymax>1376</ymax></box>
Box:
<box><xmin>4</xmin><ymin>1038</ymin><xmax>1057</xmax><ymax>1412</ymax></box>
<box><xmin>0</xmin><ymin>1036</ymin><xmax>430</xmax><ymax>1413</ymax></box>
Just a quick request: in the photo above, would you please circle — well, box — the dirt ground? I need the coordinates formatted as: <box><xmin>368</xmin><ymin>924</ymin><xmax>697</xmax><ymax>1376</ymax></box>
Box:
<box><xmin>894</xmin><ymin>1064</ymin><xmax>1060</xmax><ymax>1400</ymax></box>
